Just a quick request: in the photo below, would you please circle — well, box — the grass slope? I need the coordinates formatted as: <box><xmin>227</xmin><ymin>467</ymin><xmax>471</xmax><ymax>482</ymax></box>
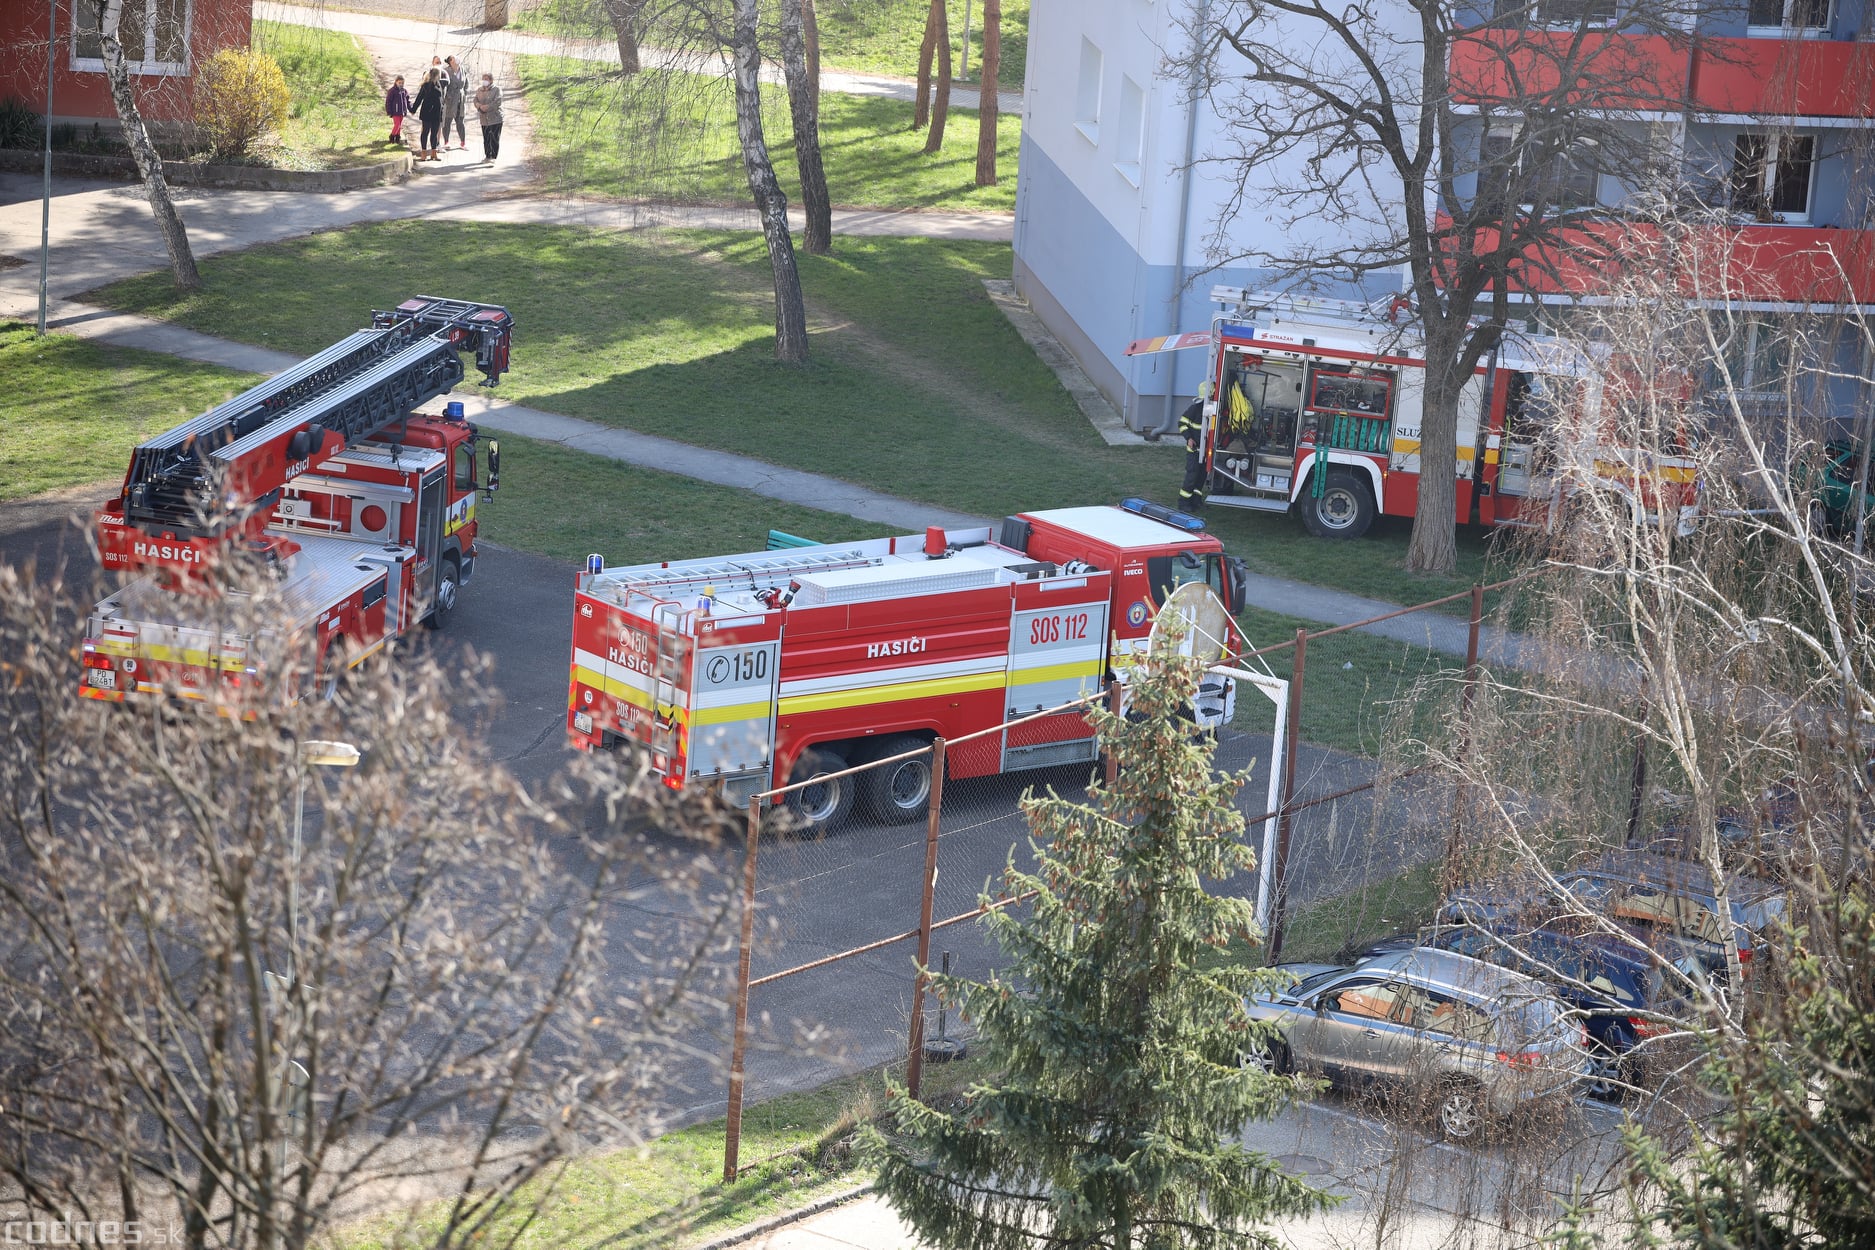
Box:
<box><xmin>512</xmin><ymin>0</ymin><xmax>1030</xmax><ymax>89</ymax></box>
<box><xmin>89</xmin><ymin>224</ymin><xmax>1180</xmax><ymax>521</ymax></box>
<box><xmin>482</xmin><ymin>434</ymin><xmax>899</xmax><ymax>564</ymax></box>
<box><xmin>520</xmin><ymin>57</ymin><xmax>1019</xmax><ymax>213</ymax></box>
<box><xmin>253</xmin><ymin>19</ymin><xmax>392</xmax><ymax>170</ymax></box>
<box><xmin>0</xmin><ymin>325</ymin><xmax>260</xmax><ymax>502</ymax></box>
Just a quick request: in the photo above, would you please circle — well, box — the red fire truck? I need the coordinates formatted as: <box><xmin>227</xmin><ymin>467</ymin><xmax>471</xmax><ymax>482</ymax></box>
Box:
<box><xmin>1127</xmin><ymin>289</ymin><xmax>1697</xmax><ymax>539</ymax></box>
<box><xmin>567</xmin><ymin>500</ymin><xmax>1250</xmax><ymax>826</ymax></box>
<box><xmin>79</xmin><ymin>297</ymin><xmax>514</xmax><ymax>707</ymax></box>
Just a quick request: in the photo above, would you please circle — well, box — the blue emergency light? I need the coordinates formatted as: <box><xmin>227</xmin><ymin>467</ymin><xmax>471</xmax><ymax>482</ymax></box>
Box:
<box><xmin>444</xmin><ymin>401</ymin><xmax>465</xmax><ymax>420</ymax></box>
<box><xmin>1121</xmin><ymin>497</ymin><xmax>1207</xmax><ymax>532</ymax></box>
<box><xmin>586</xmin><ymin>553</ymin><xmax>605</xmax><ymax>575</ymax></box>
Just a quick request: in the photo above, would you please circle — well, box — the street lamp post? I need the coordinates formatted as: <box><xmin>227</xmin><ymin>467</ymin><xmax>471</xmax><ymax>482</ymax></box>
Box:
<box><xmin>287</xmin><ymin>740</ymin><xmax>359</xmax><ymax>983</ymax></box>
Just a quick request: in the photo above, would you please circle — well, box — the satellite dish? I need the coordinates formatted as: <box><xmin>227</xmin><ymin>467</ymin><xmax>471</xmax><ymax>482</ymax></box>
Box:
<box><xmin>1150</xmin><ymin>581</ymin><xmax>1235</xmax><ymax>668</ymax></box>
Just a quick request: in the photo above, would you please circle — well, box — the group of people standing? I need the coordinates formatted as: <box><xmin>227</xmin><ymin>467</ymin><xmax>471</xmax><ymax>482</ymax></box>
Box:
<box><xmin>384</xmin><ymin>54</ymin><xmax>504</xmax><ymax>164</ymax></box>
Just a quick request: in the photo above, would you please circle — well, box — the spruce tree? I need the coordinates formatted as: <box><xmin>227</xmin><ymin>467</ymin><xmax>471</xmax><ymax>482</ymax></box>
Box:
<box><xmin>864</xmin><ymin>632</ymin><xmax>1334</xmax><ymax>1248</ymax></box>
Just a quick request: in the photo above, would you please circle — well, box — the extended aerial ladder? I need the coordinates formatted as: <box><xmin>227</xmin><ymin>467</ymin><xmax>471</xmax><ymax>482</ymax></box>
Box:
<box><xmin>98</xmin><ymin>296</ymin><xmax>514</xmax><ymax>577</ymax></box>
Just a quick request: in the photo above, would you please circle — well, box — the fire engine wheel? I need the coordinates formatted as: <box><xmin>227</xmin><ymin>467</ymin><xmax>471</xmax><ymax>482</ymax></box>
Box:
<box><xmin>1300</xmin><ymin>469</ymin><xmax>1376</xmax><ymax>540</ymax></box>
<box><xmin>317</xmin><ymin>636</ymin><xmax>351</xmax><ymax>702</ymax></box>
<box><xmin>428</xmin><ymin>556</ymin><xmax>460</xmax><ymax>630</ymax></box>
<box><xmin>861</xmin><ymin>736</ymin><xmax>934</xmax><ymax>824</ymax></box>
<box><xmin>785</xmin><ymin>748</ymin><xmax>855</xmax><ymax>832</ymax></box>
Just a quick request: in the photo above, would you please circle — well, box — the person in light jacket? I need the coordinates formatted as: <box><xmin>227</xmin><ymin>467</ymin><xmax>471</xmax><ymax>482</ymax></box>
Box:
<box><xmin>442</xmin><ymin>56</ymin><xmax>471</xmax><ymax>150</ymax></box>
<box><xmin>473</xmin><ymin>73</ymin><xmax>505</xmax><ymax>163</ymax></box>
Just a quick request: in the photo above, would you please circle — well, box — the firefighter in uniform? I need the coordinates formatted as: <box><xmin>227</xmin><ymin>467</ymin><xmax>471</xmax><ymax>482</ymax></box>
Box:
<box><xmin>1178</xmin><ymin>381</ymin><xmax>1211</xmax><ymax>512</ymax></box>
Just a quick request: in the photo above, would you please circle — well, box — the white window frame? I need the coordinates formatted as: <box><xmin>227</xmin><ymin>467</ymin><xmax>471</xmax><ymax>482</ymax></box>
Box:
<box><xmin>1729</xmin><ymin>131</ymin><xmax>1816</xmax><ymax>223</ymax></box>
<box><xmin>1494</xmin><ymin>0</ymin><xmax>1618</xmax><ymax>28</ymax></box>
<box><xmin>1074</xmin><ymin>38</ymin><xmax>1103</xmax><ymax>146</ymax></box>
<box><xmin>1113</xmin><ymin>75</ymin><xmax>1145</xmax><ymax>186</ymax></box>
<box><xmin>71</xmin><ymin>0</ymin><xmax>195</xmax><ymax>78</ymax></box>
<box><xmin>1746</xmin><ymin>0</ymin><xmax>1831</xmax><ymax>37</ymax></box>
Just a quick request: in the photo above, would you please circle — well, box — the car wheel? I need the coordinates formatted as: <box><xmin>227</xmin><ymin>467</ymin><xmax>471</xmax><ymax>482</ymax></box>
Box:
<box><xmin>1434</xmin><ymin>1081</ymin><xmax>1486</xmax><ymax>1142</ymax></box>
<box><xmin>785</xmin><ymin>748</ymin><xmax>854</xmax><ymax>833</ymax></box>
<box><xmin>1240</xmin><ymin>1039</ymin><xmax>1289</xmax><ymax>1076</ymax></box>
<box><xmin>860</xmin><ymin>736</ymin><xmax>934</xmax><ymax>824</ymax></box>
<box><xmin>1586</xmin><ymin>1027</ymin><xmax>1634</xmax><ymax>1102</ymax></box>
<box><xmin>1299</xmin><ymin>469</ymin><xmax>1376</xmax><ymax>539</ymax></box>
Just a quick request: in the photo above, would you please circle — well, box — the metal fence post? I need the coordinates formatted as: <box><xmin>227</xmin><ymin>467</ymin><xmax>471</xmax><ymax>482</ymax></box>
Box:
<box><xmin>1267</xmin><ymin>628</ymin><xmax>1307</xmax><ymax>963</ymax></box>
<box><xmin>905</xmin><ymin>738</ymin><xmax>946</xmax><ymax>1101</ymax></box>
<box><xmin>1447</xmin><ymin>584</ymin><xmax>1486</xmax><ymax>867</ymax></box>
<box><xmin>723</xmin><ymin>794</ymin><xmax>762</xmax><ymax>1184</ymax></box>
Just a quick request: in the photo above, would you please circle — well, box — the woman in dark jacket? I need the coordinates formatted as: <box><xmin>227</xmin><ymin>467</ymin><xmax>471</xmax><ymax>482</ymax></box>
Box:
<box><xmin>412</xmin><ymin>68</ymin><xmax>444</xmax><ymax>162</ymax></box>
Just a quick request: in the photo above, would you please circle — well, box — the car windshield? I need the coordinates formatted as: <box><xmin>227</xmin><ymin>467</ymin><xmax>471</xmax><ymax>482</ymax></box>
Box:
<box><xmin>1498</xmin><ymin>993</ymin><xmax>1569</xmax><ymax>1048</ymax></box>
<box><xmin>1524</xmin><ymin>933</ymin><xmax>1641</xmax><ymax>1006</ymax></box>
<box><xmin>1289</xmin><ymin>968</ymin><xmax>1345</xmax><ymax>1000</ymax></box>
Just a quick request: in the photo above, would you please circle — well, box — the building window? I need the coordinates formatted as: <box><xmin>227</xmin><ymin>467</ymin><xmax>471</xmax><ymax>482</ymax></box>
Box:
<box><xmin>1747</xmin><ymin>0</ymin><xmax>1830</xmax><ymax>33</ymax></box>
<box><xmin>1114</xmin><ymin>76</ymin><xmax>1144</xmax><ymax>185</ymax></box>
<box><xmin>1718</xmin><ymin>316</ymin><xmax>1797</xmax><ymax>398</ymax></box>
<box><xmin>1075</xmin><ymin>38</ymin><xmax>1103</xmax><ymax>145</ymax></box>
<box><xmin>1728</xmin><ymin>133</ymin><xmax>1814</xmax><ymax>221</ymax></box>
<box><xmin>1494</xmin><ymin>0</ymin><xmax>1617</xmax><ymax>27</ymax></box>
<box><xmin>1478</xmin><ymin>124</ymin><xmax>1601</xmax><ymax>215</ymax></box>
<box><xmin>73</xmin><ymin>0</ymin><xmax>193</xmax><ymax>76</ymax></box>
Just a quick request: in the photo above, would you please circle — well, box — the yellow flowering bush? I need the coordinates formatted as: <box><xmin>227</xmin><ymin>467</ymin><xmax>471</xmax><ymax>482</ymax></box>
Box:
<box><xmin>193</xmin><ymin>47</ymin><xmax>290</xmax><ymax>159</ymax></box>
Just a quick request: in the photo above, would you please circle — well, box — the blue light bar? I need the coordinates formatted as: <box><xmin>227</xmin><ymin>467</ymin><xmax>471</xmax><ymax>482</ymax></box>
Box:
<box><xmin>1121</xmin><ymin>497</ymin><xmax>1207</xmax><ymax>532</ymax></box>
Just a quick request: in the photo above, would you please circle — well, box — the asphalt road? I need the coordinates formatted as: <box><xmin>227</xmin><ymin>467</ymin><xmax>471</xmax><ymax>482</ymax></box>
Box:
<box><xmin>0</xmin><ymin>501</ymin><xmax>1445</xmax><ymax>1129</ymax></box>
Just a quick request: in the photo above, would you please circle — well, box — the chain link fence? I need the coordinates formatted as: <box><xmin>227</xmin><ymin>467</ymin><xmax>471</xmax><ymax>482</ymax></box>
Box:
<box><xmin>717</xmin><ymin>576</ymin><xmax>1533</xmax><ymax>1179</ymax></box>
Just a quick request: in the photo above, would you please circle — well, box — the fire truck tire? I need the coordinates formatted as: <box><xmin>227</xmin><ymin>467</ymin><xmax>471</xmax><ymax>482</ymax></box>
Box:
<box><xmin>1300</xmin><ymin>469</ymin><xmax>1375</xmax><ymax>539</ymax></box>
<box><xmin>428</xmin><ymin>556</ymin><xmax>460</xmax><ymax>630</ymax></box>
<box><xmin>785</xmin><ymin>748</ymin><xmax>855</xmax><ymax>832</ymax></box>
<box><xmin>861</xmin><ymin>736</ymin><xmax>934</xmax><ymax>824</ymax></box>
<box><xmin>318</xmin><ymin>636</ymin><xmax>350</xmax><ymax>702</ymax></box>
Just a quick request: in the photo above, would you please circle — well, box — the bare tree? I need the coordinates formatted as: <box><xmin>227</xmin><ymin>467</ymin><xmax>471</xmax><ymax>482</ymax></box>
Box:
<box><xmin>922</xmin><ymin>0</ymin><xmax>952</xmax><ymax>155</ymax></box>
<box><xmin>780</xmin><ymin>0</ymin><xmax>832</xmax><ymax>254</ymax></box>
<box><xmin>974</xmin><ymin>0</ymin><xmax>1001</xmax><ymax>186</ymax></box>
<box><xmin>730</xmin><ymin>0</ymin><xmax>810</xmax><ymax>361</ymax></box>
<box><xmin>0</xmin><ymin>551</ymin><xmax>738</xmax><ymax>1248</ymax></box>
<box><xmin>802</xmin><ymin>0</ymin><xmax>820</xmax><ymax>113</ymax></box>
<box><xmin>1423</xmin><ymin>219</ymin><xmax>1875</xmax><ymax>1227</ymax></box>
<box><xmin>1189</xmin><ymin>0</ymin><xmax>1706</xmax><ymax>573</ymax></box>
<box><xmin>914</xmin><ymin>0</ymin><xmax>939</xmax><ymax>129</ymax></box>
<box><xmin>80</xmin><ymin>0</ymin><xmax>199</xmax><ymax>289</ymax></box>
<box><xmin>600</xmin><ymin>0</ymin><xmax>648</xmax><ymax>74</ymax></box>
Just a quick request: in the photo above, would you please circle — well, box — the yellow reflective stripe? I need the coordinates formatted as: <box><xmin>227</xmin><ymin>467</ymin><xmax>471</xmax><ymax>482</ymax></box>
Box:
<box><xmin>693</xmin><ymin>699</ymin><xmax>774</xmax><ymax>726</ymax></box>
<box><xmin>1007</xmin><ymin>658</ymin><xmax>1104</xmax><ymax>687</ymax></box>
<box><xmin>573</xmin><ymin>663</ymin><xmax>653</xmax><ymax>711</ymax></box>
<box><xmin>95</xmin><ymin>640</ymin><xmax>246</xmax><ymax>671</ymax></box>
<box><xmin>779</xmin><ymin>670</ymin><xmax>1004</xmax><ymax>716</ymax></box>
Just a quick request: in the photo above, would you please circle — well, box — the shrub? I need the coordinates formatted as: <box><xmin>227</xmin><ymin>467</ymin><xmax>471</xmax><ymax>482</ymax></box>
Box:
<box><xmin>193</xmin><ymin>48</ymin><xmax>289</xmax><ymax>159</ymax></box>
<box><xmin>0</xmin><ymin>98</ymin><xmax>40</xmax><ymax>150</ymax></box>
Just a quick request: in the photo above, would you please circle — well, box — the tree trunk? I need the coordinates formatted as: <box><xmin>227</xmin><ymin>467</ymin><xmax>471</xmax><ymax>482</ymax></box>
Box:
<box><xmin>781</xmin><ymin>0</ymin><xmax>831</xmax><ymax>255</ymax></box>
<box><xmin>923</xmin><ymin>1</ymin><xmax>952</xmax><ymax>155</ymax></box>
<box><xmin>975</xmin><ymin>0</ymin><xmax>1001</xmax><ymax>185</ymax></box>
<box><xmin>731</xmin><ymin>0</ymin><xmax>809</xmax><ymax>364</ymax></box>
<box><xmin>1404</xmin><ymin>349</ymin><xmax>1461</xmax><ymax>574</ymax></box>
<box><xmin>804</xmin><ymin>0</ymin><xmax>821</xmax><ymax>114</ymax></box>
<box><xmin>90</xmin><ymin>0</ymin><xmax>198</xmax><ymax>290</ymax></box>
<box><xmin>914</xmin><ymin>0</ymin><xmax>939</xmax><ymax>129</ymax></box>
<box><xmin>601</xmin><ymin>0</ymin><xmax>645</xmax><ymax>74</ymax></box>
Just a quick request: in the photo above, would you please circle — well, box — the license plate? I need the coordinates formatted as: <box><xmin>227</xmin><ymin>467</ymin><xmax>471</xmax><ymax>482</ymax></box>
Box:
<box><xmin>89</xmin><ymin>669</ymin><xmax>116</xmax><ymax>691</ymax></box>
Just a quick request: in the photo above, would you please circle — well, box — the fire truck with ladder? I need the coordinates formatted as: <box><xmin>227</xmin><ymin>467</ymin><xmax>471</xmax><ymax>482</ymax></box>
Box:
<box><xmin>568</xmin><ymin>500</ymin><xmax>1251</xmax><ymax>827</ymax></box>
<box><xmin>79</xmin><ymin>297</ymin><xmax>514</xmax><ymax>707</ymax></box>
<box><xmin>1126</xmin><ymin>289</ymin><xmax>1698</xmax><ymax>539</ymax></box>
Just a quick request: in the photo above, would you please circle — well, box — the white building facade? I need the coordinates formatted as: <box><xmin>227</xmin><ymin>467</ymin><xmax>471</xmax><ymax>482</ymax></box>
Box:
<box><xmin>1012</xmin><ymin>0</ymin><xmax>1414</xmax><ymax>434</ymax></box>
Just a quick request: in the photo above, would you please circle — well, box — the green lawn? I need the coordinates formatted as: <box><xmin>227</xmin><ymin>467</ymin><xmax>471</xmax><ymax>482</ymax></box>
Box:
<box><xmin>483</xmin><ymin>434</ymin><xmax>899</xmax><ymax>564</ymax></box>
<box><xmin>520</xmin><ymin>58</ymin><xmax>1020</xmax><ymax>213</ymax></box>
<box><xmin>346</xmin><ymin>1052</ymin><xmax>990</xmax><ymax>1249</ymax></box>
<box><xmin>252</xmin><ymin>19</ymin><xmax>392</xmax><ymax>169</ymax></box>
<box><xmin>87</xmin><ymin>224</ymin><xmax>1180</xmax><ymax>522</ymax></box>
<box><xmin>512</xmin><ymin>0</ymin><xmax>1030</xmax><ymax>90</ymax></box>
<box><xmin>0</xmin><ymin>324</ymin><xmax>261</xmax><ymax>502</ymax></box>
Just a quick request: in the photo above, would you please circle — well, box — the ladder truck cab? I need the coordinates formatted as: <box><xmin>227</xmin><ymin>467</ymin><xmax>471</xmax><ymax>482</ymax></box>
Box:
<box><xmin>568</xmin><ymin>500</ymin><xmax>1252</xmax><ymax>826</ymax></box>
<box><xmin>80</xmin><ymin>297</ymin><xmax>514</xmax><ymax>708</ymax></box>
<box><xmin>1127</xmin><ymin>289</ymin><xmax>1698</xmax><ymax>540</ymax></box>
